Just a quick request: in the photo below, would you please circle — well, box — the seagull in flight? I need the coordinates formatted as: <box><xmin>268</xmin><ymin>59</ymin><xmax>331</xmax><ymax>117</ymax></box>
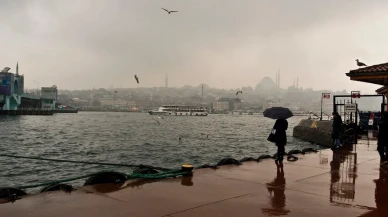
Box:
<box><xmin>356</xmin><ymin>59</ymin><xmax>367</xmax><ymax>67</ymax></box>
<box><xmin>162</xmin><ymin>8</ymin><xmax>178</xmax><ymax>14</ymax></box>
<box><xmin>134</xmin><ymin>75</ymin><xmax>139</xmax><ymax>84</ymax></box>
<box><xmin>236</xmin><ymin>91</ymin><xmax>242</xmax><ymax>95</ymax></box>
<box><xmin>153</xmin><ymin>118</ymin><xmax>161</xmax><ymax>125</ymax></box>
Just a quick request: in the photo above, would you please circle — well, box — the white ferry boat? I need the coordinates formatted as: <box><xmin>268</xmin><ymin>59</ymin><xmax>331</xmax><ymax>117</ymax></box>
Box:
<box><xmin>290</xmin><ymin>107</ymin><xmax>309</xmax><ymax>116</ymax></box>
<box><xmin>149</xmin><ymin>105</ymin><xmax>208</xmax><ymax>116</ymax></box>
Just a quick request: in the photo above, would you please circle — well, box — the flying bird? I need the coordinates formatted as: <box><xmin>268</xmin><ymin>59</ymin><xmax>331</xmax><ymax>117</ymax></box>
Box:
<box><xmin>236</xmin><ymin>91</ymin><xmax>242</xmax><ymax>95</ymax></box>
<box><xmin>162</xmin><ymin>8</ymin><xmax>178</xmax><ymax>14</ymax></box>
<box><xmin>114</xmin><ymin>91</ymin><xmax>117</xmax><ymax>93</ymax></box>
<box><xmin>157</xmin><ymin>115</ymin><xmax>164</xmax><ymax>119</ymax></box>
<box><xmin>356</xmin><ymin>59</ymin><xmax>367</xmax><ymax>67</ymax></box>
<box><xmin>153</xmin><ymin>118</ymin><xmax>161</xmax><ymax>125</ymax></box>
<box><xmin>134</xmin><ymin>75</ymin><xmax>139</xmax><ymax>84</ymax></box>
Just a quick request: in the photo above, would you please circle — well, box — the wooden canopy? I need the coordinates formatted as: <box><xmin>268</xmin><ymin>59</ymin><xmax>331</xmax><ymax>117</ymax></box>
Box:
<box><xmin>346</xmin><ymin>62</ymin><xmax>388</xmax><ymax>86</ymax></box>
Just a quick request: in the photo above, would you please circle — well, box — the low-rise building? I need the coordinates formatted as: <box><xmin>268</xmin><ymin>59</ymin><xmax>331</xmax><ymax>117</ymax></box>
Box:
<box><xmin>216</xmin><ymin>97</ymin><xmax>242</xmax><ymax>111</ymax></box>
<box><xmin>99</xmin><ymin>98</ymin><xmax>137</xmax><ymax>107</ymax></box>
<box><xmin>41</xmin><ymin>86</ymin><xmax>58</xmax><ymax>109</ymax></box>
<box><xmin>212</xmin><ymin>101</ymin><xmax>229</xmax><ymax>111</ymax></box>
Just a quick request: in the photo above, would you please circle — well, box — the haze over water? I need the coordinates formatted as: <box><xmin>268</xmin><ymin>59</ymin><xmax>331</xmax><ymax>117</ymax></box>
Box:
<box><xmin>0</xmin><ymin>112</ymin><xmax>319</xmax><ymax>190</ymax></box>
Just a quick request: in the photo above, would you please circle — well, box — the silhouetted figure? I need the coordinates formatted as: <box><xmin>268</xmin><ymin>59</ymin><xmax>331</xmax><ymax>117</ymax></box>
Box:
<box><xmin>356</xmin><ymin>59</ymin><xmax>367</xmax><ymax>67</ymax></box>
<box><xmin>377</xmin><ymin>112</ymin><xmax>388</xmax><ymax>162</ymax></box>
<box><xmin>331</xmin><ymin>111</ymin><xmax>342</xmax><ymax>150</ymax></box>
<box><xmin>273</xmin><ymin>119</ymin><xmax>288</xmax><ymax>165</ymax></box>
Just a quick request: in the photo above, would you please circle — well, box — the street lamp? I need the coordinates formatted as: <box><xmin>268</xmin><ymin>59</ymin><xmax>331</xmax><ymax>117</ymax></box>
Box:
<box><xmin>33</xmin><ymin>80</ymin><xmax>40</xmax><ymax>95</ymax></box>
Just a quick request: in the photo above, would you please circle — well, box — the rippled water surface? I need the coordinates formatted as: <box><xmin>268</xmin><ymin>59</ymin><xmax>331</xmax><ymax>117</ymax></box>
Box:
<box><xmin>0</xmin><ymin>112</ymin><xmax>320</xmax><ymax>190</ymax></box>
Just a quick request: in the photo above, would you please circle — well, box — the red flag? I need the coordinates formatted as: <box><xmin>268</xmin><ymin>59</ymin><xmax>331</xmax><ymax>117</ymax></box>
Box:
<box><xmin>323</xmin><ymin>94</ymin><xmax>330</xmax><ymax>99</ymax></box>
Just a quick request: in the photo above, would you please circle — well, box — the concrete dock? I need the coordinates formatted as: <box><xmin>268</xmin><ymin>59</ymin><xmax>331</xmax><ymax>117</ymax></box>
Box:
<box><xmin>0</xmin><ymin>138</ymin><xmax>387</xmax><ymax>217</ymax></box>
<box><xmin>0</xmin><ymin>109</ymin><xmax>53</xmax><ymax>115</ymax></box>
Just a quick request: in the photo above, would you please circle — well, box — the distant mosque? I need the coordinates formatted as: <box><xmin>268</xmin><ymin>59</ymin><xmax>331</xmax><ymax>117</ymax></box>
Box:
<box><xmin>255</xmin><ymin>70</ymin><xmax>300</xmax><ymax>95</ymax></box>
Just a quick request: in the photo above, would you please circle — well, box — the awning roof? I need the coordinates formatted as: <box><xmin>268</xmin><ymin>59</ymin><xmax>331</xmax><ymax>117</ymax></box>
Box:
<box><xmin>346</xmin><ymin>62</ymin><xmax>388</xmax><ymax>85</ymax></box>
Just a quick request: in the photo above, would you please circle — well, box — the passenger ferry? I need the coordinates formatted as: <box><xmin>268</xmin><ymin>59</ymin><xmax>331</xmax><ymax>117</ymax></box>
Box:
<box><xmin>149</xmin><ymin>105</ymin><xmax>208</xmax><ymax>116</ymax></box>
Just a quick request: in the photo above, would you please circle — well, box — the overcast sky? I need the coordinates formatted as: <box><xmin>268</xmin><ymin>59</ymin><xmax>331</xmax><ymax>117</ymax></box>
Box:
<box><xmin>1</xmin><ymin>0</ymin><xmax>388</xmax><ymax>93</ymax></box>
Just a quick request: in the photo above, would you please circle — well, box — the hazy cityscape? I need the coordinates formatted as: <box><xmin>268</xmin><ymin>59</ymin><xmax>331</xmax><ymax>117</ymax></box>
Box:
<box><xmin>1</xmin><ymin>1</ymin><xmax>388</xmax><ymax>216</ymax></box>
<box><xmin>23</xmin><ymin>75</ymin><xmax>353</xmax><ymax>113</ymax></box>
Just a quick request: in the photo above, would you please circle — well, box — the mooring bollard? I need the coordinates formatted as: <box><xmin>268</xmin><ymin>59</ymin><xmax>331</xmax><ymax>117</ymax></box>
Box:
<box><xmin>181</xmin><ymin>164</ymin><xmax>194</xmax><ymax>177</ymax></box>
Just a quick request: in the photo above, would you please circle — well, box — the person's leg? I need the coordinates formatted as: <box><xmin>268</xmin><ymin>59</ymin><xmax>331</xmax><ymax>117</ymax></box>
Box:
<box><xmin>335</xmin><ymin>138</ymin><xmax>340</xmax><ymax>147</ymax></box>
<box><xmin>332</xmin><ymin>138</ymin><xmax>338</xmax><ymax>150</ymax></box>
<box><xmin>277</xmin><ymin>145</ymin><xmax>285</xmax><ymax>162</ymax></box>
<box><xmin>377</xmin><ymin>144</ymin><xmax>385</xmax><ymax>161</ymax></box>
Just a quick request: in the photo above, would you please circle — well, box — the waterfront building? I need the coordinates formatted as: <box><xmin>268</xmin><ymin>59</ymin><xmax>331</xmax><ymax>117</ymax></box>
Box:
<box><xmin>0</xmin><ymin>66</ymin><xmax>24</xmax><ymax>110</ymax></box>
<box><xmin>212</xmin><ymin>101</ymin><xmax>229</xmax><ymax>111</ymax></box>
<box><xmin>216</xmin><ymin>97</ymin><xmax>242</xmax><ymax>111</ymax></box>
<box><xmin>98</xmin><ymin>98</ymin><xmax>137</xmax><ymax>107</ymax></box>
<box><xmin>41</xmin><ymin>86</ymin><xmax>58</xmax><ymax>109</ymax></box>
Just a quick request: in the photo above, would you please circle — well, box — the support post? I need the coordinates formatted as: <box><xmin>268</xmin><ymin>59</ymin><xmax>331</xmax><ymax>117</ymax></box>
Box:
<box><xmin>350</xmin><ymin>91</ymin><xmax>360</xmax><ymax>123</ymax></box>
<box><xmin>320</xmin><ymin>93</ymin><xmax>323</xmax><ymax>121</ymax></box>
<box><xmin>321</xmin><ymin>93</ymin><xmax>330</xmax><ymax>121</ymax></box>
<box><xmin>385</xmin><ymin>91</ymin><xmax>388</xmax><ymax>112</ymax></box>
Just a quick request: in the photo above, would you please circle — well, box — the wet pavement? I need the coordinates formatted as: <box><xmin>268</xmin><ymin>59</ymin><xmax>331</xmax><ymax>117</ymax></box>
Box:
<box><xmin>1</xmin><ymin>137</ymin><xmax>387</xmax><ymax>217</ymax></box>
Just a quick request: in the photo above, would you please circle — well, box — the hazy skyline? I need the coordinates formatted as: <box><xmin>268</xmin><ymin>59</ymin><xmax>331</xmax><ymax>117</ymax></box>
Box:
<box><xmin>1</xmin><ymin>0</ymin><xmax>388</xmax><ymax>93</ymax></box>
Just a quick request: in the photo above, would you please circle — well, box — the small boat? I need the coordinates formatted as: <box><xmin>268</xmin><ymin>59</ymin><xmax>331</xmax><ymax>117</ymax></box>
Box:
<box><xmin>149</xmin><ymin>105</ymin><xmax>208</xmax><ymax>116</ymax></box>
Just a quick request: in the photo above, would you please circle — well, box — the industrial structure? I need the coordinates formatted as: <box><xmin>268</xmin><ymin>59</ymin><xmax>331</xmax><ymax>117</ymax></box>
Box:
<box><xmin>41</xmin><ymin>86</ymin><xmax>58</xmax><ymax>109</ymax></box>
<box><xmin>0</xmin><ymin>65</ymin><xmax>24</xmax><ymax>110</ymax></box>
<box><xmin>0</xmin><ymin>64</ymin><xmax>75</xmax><ymax>114</ymax></box>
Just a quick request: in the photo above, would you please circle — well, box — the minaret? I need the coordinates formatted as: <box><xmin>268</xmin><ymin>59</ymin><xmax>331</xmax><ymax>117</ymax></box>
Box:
<box><xmin>275</xmin><ymin>71</ymin><xmax>278</xmax><ymax>87</ymax></box>
<box><xmin>278</xmin><ymin>69</ymin><xmax>280</xmax><ymax>88</ymax></box>
<box><xmin>165</xmin><ymin>74</ymin><xmax>168</xmax><ymax>88</ymax></box>
<box><xmin>16</xmin><ymin>62</ymin><xmax>19</xmax><ymax>75</ymax></box>
<box><xmin>296</xmin><ymin>76</ymin><xmax>299</xmax><ymax>89</ymax></box>
<box><xmin>201</xmin><ymin>84</ymin><xmax>204</xmax><ymax>101</ymax></box>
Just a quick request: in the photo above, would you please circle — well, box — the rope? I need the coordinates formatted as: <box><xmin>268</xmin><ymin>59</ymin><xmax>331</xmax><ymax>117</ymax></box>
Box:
<box><xmin>130</xmin><ymin>169</ymin><xmax>189</xmax><ymax>179</ymax></box>
<box><xmin>16</xmin><ymin>173</ymin><xmax>95</xmax><ymax>189</ymax></box>
<box><xmin>2</xmin><ymin>148</ymin><xmax>320</xmax><ymax>192</ymax></box>
<box><xmin>15</xmin><ymin>169</ymin><xmax>190</xmax><ymax>190</ymax></box>
<box><xmin>0</xmin><ymin>154</ymin><xmax>171</xmax><ymax>171</ymax></box>
<box><xmin>287</xmin><ymin>155</ymin><xmax>298</xmax><ymax>162</ymax></box>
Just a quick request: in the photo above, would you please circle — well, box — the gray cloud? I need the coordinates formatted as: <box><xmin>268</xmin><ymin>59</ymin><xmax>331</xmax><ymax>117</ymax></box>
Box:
<box><xmin>1</xmin><ymin>0</ymin><xmax>387</xmax><ymax>93</ymax></box>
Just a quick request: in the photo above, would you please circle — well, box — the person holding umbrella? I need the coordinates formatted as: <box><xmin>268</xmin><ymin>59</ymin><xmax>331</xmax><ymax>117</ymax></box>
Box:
<box><xmin>264</xmin><ymin>107</ymin><xmax>293</xmax><ymax>166</ymax></box>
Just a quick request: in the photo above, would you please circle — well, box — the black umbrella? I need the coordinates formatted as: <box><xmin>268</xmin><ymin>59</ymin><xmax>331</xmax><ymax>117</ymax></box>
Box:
<box><xmin>263</xmin><ymin>107</ymin><xmax>293</xmax><ymax>119</ymax></box>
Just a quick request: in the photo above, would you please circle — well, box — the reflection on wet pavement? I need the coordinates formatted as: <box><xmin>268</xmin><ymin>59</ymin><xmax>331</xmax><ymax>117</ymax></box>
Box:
<box><xmin>1</xmin><ymin>137</ymin><xmax>388</xmax><ymax>217</ymax></box>
<box><xmin>262</xmin><ymin>164</ymin><xmax>290</xmax><ymax>216</ymax></box>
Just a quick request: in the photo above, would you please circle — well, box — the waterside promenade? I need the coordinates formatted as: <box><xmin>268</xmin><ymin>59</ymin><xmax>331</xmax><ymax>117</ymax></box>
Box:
<box><xmin>1</xmin><ymin>138</ymin><xmax>387</xmax><ymax>217</ymax></box>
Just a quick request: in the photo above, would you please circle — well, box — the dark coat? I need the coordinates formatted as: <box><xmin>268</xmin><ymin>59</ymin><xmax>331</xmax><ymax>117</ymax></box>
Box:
<box><xmin>331</xmin><ymin>115</ymin><xmax>342</xmax><ymax>139</ymax></box>
<box><xmin>273</xmin><ymin>119</ymin><xmax>288</xmax><ymax>146</ymax></box>
<box><xmin>377</xmin><ymin>118</ymin><xmax>388</xmax><ymax>147</ymax></box>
